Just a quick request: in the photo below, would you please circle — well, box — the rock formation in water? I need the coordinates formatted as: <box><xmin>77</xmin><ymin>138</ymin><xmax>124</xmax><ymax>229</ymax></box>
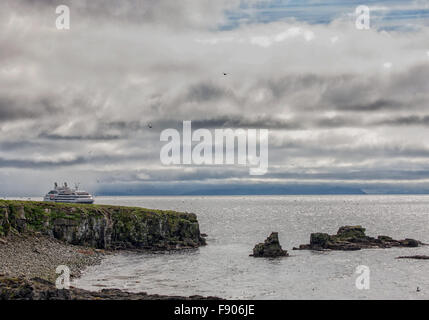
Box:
<box><xmin>0</xmin><ymin>200</ymin><xmax>206</xmax><ymax>250</ymax></box>
<box><xmin>396</xmin><ymin>255</ymin><xmax>429</xmax><ymax>260</ymax></box>
<box><xmin>293</xmin><ymin>225</ymin><xmax>423</xmax><ymax>251</ymax></box>
<box><xmin>251</xmin><ymin>232</ymin><xmax>289</xmax><ymax>257</ymax></box>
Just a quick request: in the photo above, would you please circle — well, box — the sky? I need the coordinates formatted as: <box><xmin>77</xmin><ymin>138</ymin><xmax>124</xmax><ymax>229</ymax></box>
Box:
<box><xmin>1</xmin><ymin>0</ymin><xmax>429</xmax><ymax>196</ymax></box>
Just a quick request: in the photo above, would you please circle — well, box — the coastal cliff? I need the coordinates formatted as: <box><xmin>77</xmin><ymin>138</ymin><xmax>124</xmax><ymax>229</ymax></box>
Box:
<box><xmin>0</xmin><ymin>200</ymin><xmax>206</xmax><ymax>250</ymax></box>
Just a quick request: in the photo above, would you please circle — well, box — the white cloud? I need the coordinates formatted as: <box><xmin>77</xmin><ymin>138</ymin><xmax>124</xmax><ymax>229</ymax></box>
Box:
<box><xmin>1</xmin><ymin>1</ymin><xmax>429</xmax><ymax>194</ymax></box>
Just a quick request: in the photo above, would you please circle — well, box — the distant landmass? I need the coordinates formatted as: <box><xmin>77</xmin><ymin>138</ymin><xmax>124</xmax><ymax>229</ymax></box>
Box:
<box><xmin>182</xmin><ymin>185</ymin><xmax>366</xmax><ymax>195</ymax></box>
<box><xmin>96</xmin><ymin>184</ymin><xmax>367</xmax><ymax>196</ymax></box>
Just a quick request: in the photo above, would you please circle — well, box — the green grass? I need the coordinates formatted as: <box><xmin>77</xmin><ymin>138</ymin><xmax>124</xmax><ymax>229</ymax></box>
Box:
<box><xmin>0</xmin><ymin>199</ymin><xmax>198</xmax><ymax>238</ymax></box>
<box><xmin>0</xmin><ymin>199</ymin><xmax>194</xmax><ymax>218</ymax></box>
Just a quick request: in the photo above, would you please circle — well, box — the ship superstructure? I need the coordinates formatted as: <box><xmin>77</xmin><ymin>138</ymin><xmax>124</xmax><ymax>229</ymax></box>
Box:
<box><xmin>43</xmin><ymin>182</ymin><xmax>94</xmax><ymax>204</ymax></box>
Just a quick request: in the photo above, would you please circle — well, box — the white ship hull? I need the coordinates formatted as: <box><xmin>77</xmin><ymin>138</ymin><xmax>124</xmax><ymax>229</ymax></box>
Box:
<box><xmin>44</xmin><ymin>182</ymin><xmax>94</xmax><ymax>204</ymax></box>
<box><xmin>43</xmin><ymin>196</ymin><xmax>94</xmax><ymax>204</ymax></box>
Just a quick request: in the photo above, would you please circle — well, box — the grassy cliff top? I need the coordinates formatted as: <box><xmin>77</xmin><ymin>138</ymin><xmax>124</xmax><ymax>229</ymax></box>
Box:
<box><xmin>0</xmin><ymin>200</ymin><xmax>195</xmax><ymax>217</ymax></box>
<box><xmin>0</xmin><ymin>199</ymin><xmax>197</xmax><ymax>224</ymax></box>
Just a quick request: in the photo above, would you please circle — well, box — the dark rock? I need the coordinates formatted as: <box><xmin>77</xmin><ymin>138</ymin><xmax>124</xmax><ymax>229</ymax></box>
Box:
<box><xmin>396</xmin><ymin>255</ymin><xmax>429</xmax><ymax>260</ymax></box>
<box><xmin>295</xmin><ymin>225</ymin><xmax>424</xmax><ymax>251</ymax></box>
<box><xmin>399</xmin><ymin>238</ymin><xmax>419</xmax><ymax>247</ymax></box>
<box><xmin>325</xmin><ymin>242</ymin><xmax>362</xmax><ymax>251</ymax></box>
<box><xmin>378</xmin><ymin>235</ymin><xmax>393</xmax><ymax>241</ymax></box>
<box><xmin>0</xmin><ymin>276</ymin><xmax>222</xmax><ymax>300</ymax></box>
<box><xmin>335</xmin><ymin>226</ymin><xmax>366</xmax><ymax>240</ymax></box>
<box><xmin>310</xmin><ymin>233</ymin><xmax>330</xmax><ymax>249</ymax></box>
<box><xmin>251</xmin><ymin>232</ymin><xmax>289</xmax><ymax>257</ymax></box>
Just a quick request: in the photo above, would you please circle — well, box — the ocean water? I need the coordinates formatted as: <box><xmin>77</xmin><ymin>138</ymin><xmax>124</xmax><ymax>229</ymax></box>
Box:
<box><xmin>72</xmin><ymin>195</ymin><xmax>429</xmax><ymax>299</ymax></box>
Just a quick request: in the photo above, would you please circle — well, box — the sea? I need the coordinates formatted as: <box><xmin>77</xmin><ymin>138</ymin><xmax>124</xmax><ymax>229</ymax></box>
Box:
<box><xmin>69</xmin><ymin>195</ymin><xmax>429</xmax><ymax>299</ymax></box>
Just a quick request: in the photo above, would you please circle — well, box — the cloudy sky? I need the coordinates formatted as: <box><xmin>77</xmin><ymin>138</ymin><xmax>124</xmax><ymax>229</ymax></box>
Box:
<box><xmin>1</xmin><ymin>0</ymin><xmax>429</xmax><ymax>196</ymax></box>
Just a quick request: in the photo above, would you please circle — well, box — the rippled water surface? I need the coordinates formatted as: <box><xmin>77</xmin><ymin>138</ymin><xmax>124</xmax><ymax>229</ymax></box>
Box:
<box><xmin>72</xmin><ymin>195</ymin><xmax>429</xmax><ymax>299</ymax></box>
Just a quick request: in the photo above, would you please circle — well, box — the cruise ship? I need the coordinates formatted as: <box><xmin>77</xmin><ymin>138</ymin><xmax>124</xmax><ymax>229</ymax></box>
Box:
<box><xmin>43</xmin><ymin>182</ymin><xmax>94</xmax><ymax>204</ymax></box>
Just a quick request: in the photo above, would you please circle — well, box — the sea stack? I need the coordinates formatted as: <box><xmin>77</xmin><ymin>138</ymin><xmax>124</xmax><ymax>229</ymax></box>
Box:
<box><xmin>251</xmin><ymin>232</ymin><xmax>289</xmax><ymax>257</ymax></box>
<box><xmin>294</xmin><ymin>225</ymin><xmax>423</xmax><ymax>251</ymax></box>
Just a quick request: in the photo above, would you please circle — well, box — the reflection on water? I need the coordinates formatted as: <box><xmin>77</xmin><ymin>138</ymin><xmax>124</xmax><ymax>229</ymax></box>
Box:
<box><xmin>73</xmin><ymin>195</ymin><xmax>429</xmax><ymax>299</ymax></box>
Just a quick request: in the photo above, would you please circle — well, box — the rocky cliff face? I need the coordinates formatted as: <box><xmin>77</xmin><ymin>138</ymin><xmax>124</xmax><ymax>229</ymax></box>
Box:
<box><xmin>0</xmin><ymin>200</ymin><xmax>206</xmax><ymax>250</ymax></box>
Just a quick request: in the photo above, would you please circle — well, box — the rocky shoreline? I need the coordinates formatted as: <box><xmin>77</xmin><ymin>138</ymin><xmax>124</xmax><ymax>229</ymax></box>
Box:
<box><xmin>0</xmin><ymin>200</ymin><xmax>211</xmax><ymax>300</ymax></box>
<box><xmin>0</xmin><ymin>233</ymin><xmax>105</xmax><ymax>283</ymax></box>
<box><xmin>0</xmin><ymin>276</ymin><xmax>221</xmax><ymax>300</ymax></box>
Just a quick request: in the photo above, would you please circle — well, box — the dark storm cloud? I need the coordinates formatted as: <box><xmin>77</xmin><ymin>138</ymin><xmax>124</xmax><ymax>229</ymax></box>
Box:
<box><xmin>271</xmin><ymin>140</ymin><xmax>429</xmax><ymax>158</ymax></box>
<box><xmin>321</xmin><ymin>64</ymin><xmax>429</xmax><ymax>113</ymax></box>
<box><xmin>104</xmin><ymin>121</ymin><xmax>143</xmax><ymax>131</ymax></box>
<box><xmin>0</xmin><ymin>156</ymin><xmax>88</xmax><ymax>168</ymax></box>
<box><xmin>0</xmin><ymin>96</ymin><xmax>59</xmax><ymax>121</ymax></box>
<box><xmin>189</xmin><ymin>116</ymin><xmax>302</xmax><ymax>130</ymax></box>
<box><xmin>187</xmin><ymin>83</ymin><xmax>234</xmax><ymax>103</ymax></box>
<box><xmin>160</xmin><ymin>113</ymin><xmax>429</xmax><ymax>131</ymax></box>
<box><xmin>0</xmin><ymin>149</ymin><xmax>161</xmax><ymax>169</ymax></box>
<box><xmin>337</xmin><ymin>99</ymin><xmax>402</xmax><ymax>112</ymax></box>
<box><xmin>265</xmin><ymin>73</ymin><xmax>333</xmax><ymax>100</ymax></box>
<box><xmin>0</xmin><ymin>141</ymin><xmax>43</xmax><ymax>151</ymax></box>
<box><xmin>315</xmin><ymin>116</ymin><xmax>362</xmax><ymax>128</ymax></box>
<box><xmin>374</xmin><ymin>115</ymin><xmax>429</xmax><ymax>126</ymax></box>
<box><xmin>38</xmin><ymin>133</ymin><xmax>122</xmax><ymax>141</ymax></box>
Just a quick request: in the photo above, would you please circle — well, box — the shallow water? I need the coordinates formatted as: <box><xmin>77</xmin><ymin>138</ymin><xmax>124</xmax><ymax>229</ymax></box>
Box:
<box><xmin>72</xmin><ymin>195</ymin><xmax>429</xmax><ymax>299</ymax></box>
